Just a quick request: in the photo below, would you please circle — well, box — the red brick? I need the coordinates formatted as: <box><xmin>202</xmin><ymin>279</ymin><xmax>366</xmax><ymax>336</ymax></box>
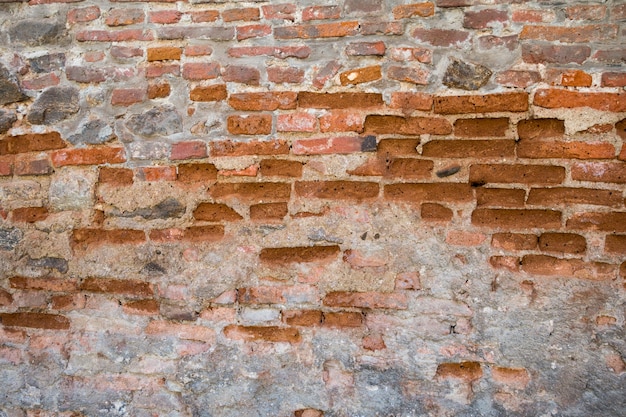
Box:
<box><xmin>237</xmin><ymin>25</ymin><xmax>272</xmax><ymax>41</ymax></box>
<box><xmin>136</xmin><ymin>166</ymin><xmax>177</xmax><ymax>182</ymax></box>
<box><xmin>434</xmin><ymin>92</ymin><xmax>529</xmax><ymax>114</ymax></box>
<box><xmin>12</xmin><ymin>156</ymin><xmax>51</xmax><ymax>176</ymax></box>
<box><xmin>176</xmin><ymin>163</ymin><xmax>217</xmax><ymax>182</ymax></box>
<box><xmin>51</xmin><ymin>146</ymin><xmax>126</xmax><ymax>167</ymax></box>
<box><xmin>572</xmin><ymin>162</ymin><xmax>626</xmax><ymax>184</ymax></box>
<box><xmin>260</xmin><ymin>246</ymin><xmax>340</xmax><ymax>265</ymax></box>
<box><xmin>0</xmin><ymin>159</ymin><xmax>13</xmax><ymax>176</ymax></box>
<box><xmin>512</xmin><ymin>9</ymin><xmax>556</xmax><ymax>23</ymax></box>
<box><xmin>319</xmin><ymin>111</ymin><xmax>364</xmax><ymax>133</ymax></box>
<box><xmin>211</xmin><ymin>139</ymin><xmax>289</xmax><ymax>157</ymax></box>
<box><xmin>412</xmin><ymin>28</ymin><xmax>469</xmax><ymax>47</ymax></box>
<box><xmin>229</xmin><ymin>92</ymin><xmax>297</xmax><ymax>111</ymax></box>
<box><xmin>495</xmin><ymin>70</ymin><xmax>542</xmax><ymax>88</ymax></box>
<box><xmin>76</xmin><ymin>30</ymin><xmax>153</xmax><ymax>42</ymax></box>
<box><xmin>190</xmin><ymin>84</ymin><xmax>227</xmax><ymax>102</ymax></box>
<box><xmin>389</xmin><ymin>47</ymin><xmax>432</xmax><ymax>63</ymax></box>
<box><xmin>222</xmin><ymin>7</ymin><xmax>260</xmax><ymax>22</ymax></box>
<box><xmin>11</xmin><ymin>207</ymin><xmax>48</xmax><ymax>223</ymax></box>
<box><xmin>0</xmin><ymin>313</ymin><xmax>70</xmax><ymax>330</ymax></box>
<box><xmin>527</xmin><ymin>187</ymin><xmax>622</xmax><ymax>207</ymax></box>
<box><xmin>312</xmin><ymin>60</ymin><xmax>342</xmax><ymax>89</ymax></box>
<box><xmin>385</xmin><ymin>183</ymin><xmax>472</xmax><ymax>204</ymax></box>
<box><xmin>323</xmin><ymin>312</ymin><xmax>363</xmax><ymax>328</ymax></box>
<box><xmin>227</xmin><ymin>114</ymin><xmax>272</xmax><ymax>135</ymax></box>
<box><xmin>567</xmin><ymin>212</ymin><xmax>626</xmax><ymax>232</ymax></box>
<box><xmin>80</xmin><ymin>278</ymin><xmax>152</xmax><ymax>297</ymax></box>
<box><xmin>268</xmin><ymin>66</ymin><xmax>305</xmax><ymax>84</ymax></box>
<box><xmin>522</xmin><ymin>44</ymin><xmax>591</xmax><ymax>64</ymax></box>
<box><xmin>262</xmin><ymin>4</ymin><xmax>296</xmax><ymax>20</ymax></box>
<box><xmin>454</xmin><ymin>118</ymin><xmax>509</xmax><ymax>137</ymax></box>
<box><xmin>189</xmin><ymin>10</ymin><xmax>219</xmax><ymax>23</ymax></box>
<box><xmin>472</xmin><ymin>209</ymin><xmax>562</xmax><ymax>230</ymax></box>
<box><xmin>520</xmin><ymin>255</ymin><xmax>616</xmax><ymax>280</ymax></box>
<box><xmin>339</xmin><ymin>65</ymin><xmax>382</xmax><ymax>85</ymax></box>
<box><xmin>68</xmin><ymin>6</ymin><xmax>100</xmax><ymax>23</ymax></box>
<box><xmin>470</xmin><ymin>164</ymin><xmax>565</xmax><ymax>185</ymax></box>
<box><xmin>302</xmin><ymin>5</ymin><xmax>340</xmax><ymax>21</ymax></box>
<box><xmin>105</xmin><ymin>8</ymin><xmax>144</xmax><ymax>26</ymax></box>
<box><xmin>612</xmin><ymin>4</ymin><xmax>626</xmax><ymax>20</ymax></box>
<box><xmin>111</xmin><ymin>88</ymin><xmax>145</xmax><ymax>106</ymax></box>
<box><xmin>0</xmin><ymin>132</ymin><xmax>66</xmax><ymax>155</ymax></box>
<box><xmin>238</xmin><ymin>286</ymin><xmax>285</xmax><ymax>304</ymax></box>
<box><xmin>520</xmin><ymin>24</ymin><xmax>617</xmax><ymax>43</ymax></box>
<box><xmin>476</xmin><ymin>34</ymin><xmax>519</xmax><ymax>51</ymax></box>
<box><xmin>10</xmin><ymin>276</ymin><xmax>76</xmax><ymax>292</ymax></box>
<box><xmin>123</xmin><ymin>299</ymin><xmax>159</xmax><ymax>315</ymax></box>
<box><xmin>292</xmin><ymin>136</ymin><xmax>376</xmax><ymax>155</ymax></box>
<box><xmin>170</xmin><ymin>141</ymin><xmax>206</xmax><ymax>160</ymax></box>
<box><xmin>385</xmin><ymin>158</ymin><xmax>433</xmax><ymax>179</ymax></box>
<box><xmin>228</xmin><ymin>46</ymin><xmax>311</xmax><ymax>59</ymax></box>
<box><xmin>346</xmin><ymin>41</ymin><xmax>386</xmax><ymax>56</ymax></box>
<box><xmin>517</xmin><ymin>118</ymin><xmax>564</xmax><ymax>140</ymax></box>
<box><xmin>0</xmin><ymin>289</ymin><xmax>13</xmax><ymax>307</ymax></box>
<box><xmin>378</xmin><ymin>139</ymin><xmax>421</xmax><ymax>156</ymax></box>
<box><xmin>259</xmin><ymin>159</ymin><xmax>303</xmax><ymax>178</ymax></box>
<box><xmin>52</xmin><ymin>294</ymin><xmax>86</xmax><ymax>311</ymax></box>
<box><xmin>148</xmin><ymin>82</ymin><xmax>170</xmax><ymax>99</ymax></box>
<box><xmin>145</xmin><ymin>63</ymin><xmax>179</xmax><ymax>78</ymax></box>
<box><xmin>547</xmin><ymin>69</ymin><xmax>592</xmax><ymax>87</ymax></box>
<box><xmin>218</xmin><ymin>164</ymin><xmax>258</xmax><ymax>178</ymax></box>
<box><xmin>149</xmin><ymin>226</ymin><xmax>224</xmax><ymax>243</ymax></box>
<box><xmin>606</xmin><ymin>235</ymin><xmax>626</xmax><ymax>254</ymax></box>
<box><xmin>518</xmin><ymin>140</ymin><xmax>615</xmax><ymax>160</ymax></box>
<box><xmin>422</xmin><ymin>140</ymin><xmax>516</xmax><ymax>159</ymax></box>
<box><xmin>193</xmin><ymin>202</ymin><xmax>242</xmax><ymax>222</ymax></box>
<box><xmin>534</xmin><ymin>89</ymin><xmax>626</xmax><ymax>112</ymax></box>
<box><xmin>184</xmin><ymin>45</ymin><xmax>213</xmax><ymax>57</ymax></box>
<box><xmin>464</xmin><ymin>9</ymin><xmax>508</xmax><ymax>29</ymax></box>
<box><xmin>387</xmin><ymin>66</ymin><xmax>429</xmax><ymax>85</ymax></box>
<box><xmin>476</xmin><ymin>188</ymin><xmax>526</xmax><ymax>208</ymax></box>
<box><xmin>223</xmin><ymin>325</ymin><xmax>301</xmax><ymax>343</ymax></box>
<box><xmin>210</xmin><ymin>182</ymin><xmax>291</xmax><ymax>202</ymax></box>
<box><xmin>149</xmin><ymin>10</ymin><xmax>182</xmax><ymax>24</ymax></box>
<box><xmin>111</xmin><ymin>46</ymin><xmax>143</xmax><ymax>58</ymax></box>
<box><xmin>283</xmin><ymin>310</ymin><xmax>322</xmax><ymax>327</ymax></box>
<box><xmin>274</xmin><ymin>21</ymin><xmax>359</xmax><ymax>39</ymax></box>
<box><xmin>393</xmin><ymin>2</ymin><xmax>435</xmax><ymax>19</ymax></box>
<box><xmin>21</xmin><ymin>73</ymin><xmax>61</xmax><ymax>91</ymax></box>
<box><xmin>99</xmin><ymin>167</ymin><xmax>133</xmax><ymax>185</ymax></box>
<box><xmin>222</xmin><ymin>65</ymin><xmax>260</xmax><ymax>85</ymax></box>
<box><xmin>492</xmin><ymin>233</ymin><xmax>538</xmax><ymax>251</ymax></box>
<box><xmin>71</xmin><ymin>228</ymin><xmax>146</xmax><ymax>250</ymax></box>
<box><xmin>294</xmin><ymin>180</ymin><xmax>378</xmax><ymax>200</ymax></box>
<box><xmin>299</xmin><ymin>92</ymin><xmax>383</xmax><ymax>109</ymax></box>
<box><xmin>277</xmin><ymin>112</ymin><xmax>317</xmax><ymax>133</ymax></box>
<box><xmin>436</xmin><ymin>362</ymin><xmax>483</xmax><ymax>382</ymax></box>
<box><xmin>182</xmin><ymin>63</ymin><xmax>220</xmax><ymax>80</ymax></box>
<box><xmin>250</xmin><ymin>203</ymin><xmax>288</xmax><ymax>222</ymax></box>
<box><xmin>421</xmin><ymin>203</ymin><xmax>453</xmax><ymax>222</ymax></box>
<box><xmin>364</xmin><ymin>115</ymin><xmax>451</xmax><ymax>135</ymax></box>
<box><xmin>389</xmin><ymin>92</ymin><xmax>433</xmax><ymax>111</ymax></box>
<box><xmin>147</xmin><ymin>47</ymin><xmax>181</xmax><ymax>61</ymax></box>
<box><xmin>602</xmin><ymin>72</ymin><xmax>626</xmax><ymax>87</ymax></box>
<box><xmin>323</xmin><ymin>291</ymin><xmax>408</xmax><ymax>309</ymax></box>
<box><xmin>539</xmin><ymin>233</ymin><xmax>586</xmax><ymax>254</ymax></box>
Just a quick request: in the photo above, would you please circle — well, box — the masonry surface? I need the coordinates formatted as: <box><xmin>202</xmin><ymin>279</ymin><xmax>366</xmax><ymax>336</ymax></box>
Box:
<box><xmin>0</xmin><ymin>0</ymin><xmax>625</xmax><ymax>416</ymax></box>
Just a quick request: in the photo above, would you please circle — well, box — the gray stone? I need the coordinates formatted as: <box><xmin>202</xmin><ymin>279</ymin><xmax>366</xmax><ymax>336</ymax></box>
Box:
<box><xmin>114</xmin><ymin>197</ymin><xmax>186</xmax><ymax>220</ymax></box>
<box><xmin>443</xmin><ymin>59</ymin><xmax>493</xmax><ymax>90</ymax></box>
<box><xmin>27</xmin><ymin>86</ymin><xmax>80</xmax><ymax>125</ymax></box>
<box><xmin>0</xmin><ymin>109</ymin><xmax>17</xmax><ymax>134</ymax></box>
<box><xmin>68</xmin><ymin>120</ymin><xmax>114</xmax><ymax>145</ymax></box>
<box><xmin>0</xmin><ymin>227</ymin><xmax>23</xmax><ymax>251</ymax></box>
<box><xmin>27</xmin><ymin>257</ymin><xmax>69</xmax><ymax>274</ymax></box>
<box><xmin>28</xmin><ymin>53</ymin><xmax>66</xmax><ymax>73</ymax></box>
<box><xmin>125</xmin><ymin>106</ymin><xmax>183</xmax><ymax>137</ymax></box>
<box><xmin>9</xmin><ymin>19</ymin><xmax>66</xmax><ymax>46</ymax></box>
<box><xmin>140</xmin><ymin>262</ymin><xmax>166</xmax><ymax>275</ymax></box>
<box><xmin>0</xmin><ymin>64</ymin><xmax>25</xmax><ymax>105</ymax></box>
<box><xmin>49</xmin><ymin>168</ymin><xmax>96</xmax><ymax>211</ymax></box>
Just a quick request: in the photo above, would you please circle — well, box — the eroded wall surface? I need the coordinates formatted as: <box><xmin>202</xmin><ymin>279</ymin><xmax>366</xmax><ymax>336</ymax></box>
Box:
<box><xmin>0</xmin><ymin>0</ymin><xmax>625</xmax><ymax>416</ymax></box>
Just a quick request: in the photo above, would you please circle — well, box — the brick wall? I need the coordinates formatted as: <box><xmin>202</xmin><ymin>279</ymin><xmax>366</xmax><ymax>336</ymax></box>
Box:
<box><xmin>0</xmin><ymin>0</ymin><xmax>625</xmax><ymax>415</ymax></box>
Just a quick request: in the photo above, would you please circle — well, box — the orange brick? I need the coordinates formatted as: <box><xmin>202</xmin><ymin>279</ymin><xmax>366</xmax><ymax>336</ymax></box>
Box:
<box><xmin>229</xmin><ymin>92</ymin><xmax>297</xmax><ymax>111</ymax></box>
<box><xmin>571</xmin><ymin>162</ymin><xmax>626</xmax><ymax>183</ymax></box>
<box><xmin>436</xmin><ymin>362</ymin><xmax>483</xmax><ymax>382</ymax></box>
<box><xmin>259</xmin><ymin>159</ymin><xmax>303</xmax><ymax>177</ymax></box>
<box><xmin>250</xmin><ymin>203</ymin><xmax>288</xmax><ymax>222</ymax></box>
<box><xmin>210</xmin><ymin>182</ymin><xmax>291</xmax><ymax>202</ymax></box>
<box><xmin>0</xmin><ymin>132</ymin><xmax>66</xmax><ymax>155</ymax></box>
<box><xmin>517</xmin><ymin>140</ymin><xmax>615</xmax><ymax>159</ymax></box>
<box><xmin>393</xmin><ymin>2</ymin><xmax>435</xmax><ymax>19</ymax></box>
<box><xmin>434</xmin><ymin>92</ymin><xmax>528</xmax><ymax>114</ymax></box>
<box><xmin>472</xmin><ymin>209</ymin><xmax>562</xmax><ymax>230</ymax></box>
<box><xmin>11</xmin><ymin>207</ymin><xmax>48</xmax><ymax>223</ymax></box>
<box><xmin>80</xmin><ymin>278</ymin><xmax>153</xmax><ymax>297</ymax></box>
<box><xmin>292</xmin><ymin>136</ymin><xmax>376</xmax><ymax>155</ymax></box>
<box><xmin>492</xmin><ymin>233</ymin><xmax>538</xmax><ymax>251</ymax></box>
<box><xmin>339</xmin><ymin>65</ymin><xmax>382</xmax><ymax>85</ymax></box>
<box><xmin>223</xmin><ymin>325</ymin><xmax>301</xmax><ymax>343</ymax></box>
<box><xmin>274</xmin><ymin>21</ymin><xmax>359</xmax><ymax>39</ymax></box>
<box><xmin>323</xmin><ymin>312</ymin><xmax>363</xmax><ymax>328</ymax></box>
<box><xmin>476</xmin><ymin>188</ymin><xmax>526</xmax><ymax>208</ymax></box>
<box><xmin>605</xmin><ymin>235</ymin><xmax>626</xmax><ymax>254</ymax></box>
<box><xmin>147</xmin><ymin>47</ymin><xmax>182</xmax><ymax>61</ymax></box>
<box><xmin>534</xmin><ymin>89</ymin><xmax>626</xmax><ymax>112</ymax></box>
<box><xmin>71</xmin><ymin>228</ymin><xmax>146</xmax><ymax>250</ymax></box>
<box><xmin>295</xmin><ymin>181</ymin><xmax>379</xmax><ymax>200</ymax></box>
<box><xmin>283</xmin><ymin>310</ymin><xmax>322</xmax><ymax>326</ymax></box>
<box><xmin>539</xmin><ymin>233</ymin><xmax>586</xmax><ymax>254</ymax></box>
<box><xmin>10</xmin><ymin>276</ymin><xmax>76</xmax><ymax>292</ymax></box>
<box><xmin>0</xmin><ymin>313</ymin><xmax>70</xmax><ymax>330</ymax></box>
<box><xmin>385</xmin><ymin>183</ymin><xmax>473</xmax><ymax>204</ymax></box>
<box><xmin>470</xmin><ymin>164</ymin><xmax>565</xmax><ymax>185</ymax></box>
<box><xmin>298</xmin><ymin>92</ymin><xmax>383</xmax><ymax>109</ymax></box>
<box><xmin>222</xmin><ymin>7</ymin><xmax>260</xmax><ymax>22</ymax></box>
<box><xmin>177</xmin><ymin>163</ymin><xmax>217</xmax><ymax>182</ymax></box>
<box><xmin>227</xmin><ymin>114</ymin><xmax>272</xmax><ymax>135</ymax></box>
<box><xmin>567</xmin><ymin>212</ymin><xmax>626</xmax><ymax>232</ymax></box>
<box><xmin>527</xmin><ymin>187</ymin><xmax>622</xmax><ymax>207</ymax></box>
<box><xmin>190</xmin><ymin>84</ymin><xmax>228</xmax><ymax>102</ymax></box>
<box><xmin>520</xmin><ymin>255</ymin><xmax>616</xmax><ymax>280</ymax></box>
<box><xmin>421</xmin><ymin>203</ymin><xmax>453</xmax><ymax>222</ymax></box>
<box><xmin>193</xmin><ymin>202</ymin><xmax>243</xmax><ymax>222</ymax></box>
<box><xmin>422</xmin><ymin>140</ymin><xmax>516</xmax><ymax>159</ymax></box>
<box><xmin>364</xmin><ymin>115</ymin><xmax>452</xmax><ymax>135</ymax></box>
<box><xmin>211</xmin><ymin>139</ymin><xmax>289</xmax><ymax>157</ymax></box>
<box><xmin>260</xmin><ymin>246</ymin><xmax>340</xmax><ymax>265</ymax></box>
<box><xmin>454</xmin><ymin>118</ymin><xmax>509</xmax><ymax>137</ymax></box>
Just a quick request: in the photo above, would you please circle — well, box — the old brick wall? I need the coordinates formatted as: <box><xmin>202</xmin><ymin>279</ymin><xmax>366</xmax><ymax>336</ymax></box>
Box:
<box><xmin>0</xmin><ymin>0</ymin><xmax>625</xmax><ymax>415</ymax></box>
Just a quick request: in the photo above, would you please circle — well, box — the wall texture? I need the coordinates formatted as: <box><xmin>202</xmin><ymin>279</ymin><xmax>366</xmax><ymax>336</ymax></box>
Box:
<box><xmin>0</xmin><ymin>0</ymin><xmax>625</xmax><ymax>415</ymax></box>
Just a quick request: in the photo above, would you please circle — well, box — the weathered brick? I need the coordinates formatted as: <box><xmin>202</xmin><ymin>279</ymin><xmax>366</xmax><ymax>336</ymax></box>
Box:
<box><xmin>239</xmin><ymin>25</ymin><xmax>272</xmax><ymax>41</ymax></box>
<box><xmin>182</xmin><ymin>63</ymin><xmax>220</xmax><ymax>80</ymax></box>
<box><xmin>292</xmin><ymin>136</ymin><xmax>376</xmax><ymax>155</ymax></box>
<box><xmin>422</xmin><ymin>140</ymin><xmax>516</xmax><ymax>159</ymax></box>
<box><xmin>421</xmin><ymin>203</ymin><xmax>453</xmax><ymax>222</ymax></box>
<box><xmin>538</xmin><ymin>233</ymin><xmax>586</xmax><ymax>254</ymax></box>
<box><xmin>527</xmin><ymin>187</ymin><xmax>622</xmax><ymax>207</ymax></box>
<box><xmin>319</xmin><ymin>111</ymin><xmax>364</xmax><ymax>133</ymax></box>
<box><xmin>184</xmin><ymin>45</ymin><xmax>213</xmax><ymax>57</ymax></box>
<box><xmin>146</xmin><ymin>63</ymin><xmax>180</xmax><ymax>78</ymax></box>
<box><xmin>76</xmin><ymin>29</ymin><xmax>153</xmax><ymax>42</ymax></box>
<box><xmin>567</xmin><ymin>212</ymin><xmax>626</xmax><ymax>232</ymax></box>
<box><xmin>177</xmin><ymin>163</ymin><xmax>217</xmax><ymax>182</ymax></box>
<box><xmin>250</xmin><ymin>203</ymin><xmax>288</xmax><ymax>222</ymax></box>
<box><xmin>454</xmin><ymin>118</ymin><xmax>509</xmax><ymax>137</ymax></box>
<box><xmin>11</xmin><ymin>207</ymin><xmax>48</xmax><ymax>223</ymax></box>
<box><xmin>386</xmin><ymin>158</ymin><xmax>433</xmax><ymax>179</ymax></box>
<box><xmin>224</xmin><ymin>325</ymin><xmax>301</xmax><ymax>343</ymax></box>
<box><xmin>605</xmin><ymin>235</ymin><xmax>626</xmax><ymax>254</ymax></box>
<box><xmin>324</xmin><ymin>291</ymin><xmax>408</xmax><ymax>309</ymax></box>
<box><xmin>436</xmin><ymin>362</ymin><xmax>482</xmax><ymax>382</ymax></box>
<box><xmin>472</xmin><ymin>209</ymin><xmax>562</xmax><ymax>230</ymax></box>
<box><xmin>295</xmin><ymin>181</ymin><xmax>378</xmax><ymax>200</ymax></box>
<box><xmin>211</xmin><ymin>139</ymin><xmax>289</xmax><ymax>157</ymax></box>
<box><xmin>512</xmin><ymin>9</ymin><xmax>556</xmax><ymax>23</ymax></box>
<box><xmin>492</xmin><ymin>233</ymin><xmax>538</xmax><ymax>251</ymax></box>
<box><xmin>146</xmin><ymin>321</ymin><xmax>215</xmax><ymax>343</ymax></box>
<box><xmin>492</xmin><ymin>367</ymin><xmax>530</xmax><ymax>389</ymax></box>
<box><xmin>193</xmin><ymin>203</ymin><xmax>242</xmax><ymax>222</ymax></box>
<box><xmin>490</xmin><ymin>255</ymin><xmax>520</xmax><ymax>272</ymax></box>
<box><xmin>170</xmin><ymin>141</ymin><xmax>206</xmax><ymax>161</ymax></box>
<box><xmin>283</xmin><ymin>310</ymin><xmax>322</xmax><ymax>326</ymax></box>
<box><xmin>434</xmin><ymin>92</ymin><xmax>529</xmax><ymax>114</ymax></box>
<box><xmin>518</xmin><ymin>140</ymin><xmax>615</xmax><ymax>160</ymax></box>
<box><xmin>0</xmin><ymin>132</ymin><xmax>66</xmax><ymax>155</ymax></box>
<box><xmin>389</xmin><ymin>92</ymin><xmax>433</xmax><ymax>111</ymax></box>
<box><xmin>0</xmin><ymin>313</ymin><xmax>70</xmax><ymax>330</ymax></box>
<box><xmin>52</xmin><ymin>146</ymin><xmax>125</xmax><ymax>167</ymax></box>
<box><xmin>149</xmin><ymin>10</ymin><xmax>182</xmax><ymax>24</ymax></box>
<box><xmin>360</xmin><ymin>21</ymin><xmax>404</xmax><ymax>36</ymax></box>
<box><xmin>364</xmin><ymin>115</ymin><xmax>451</xmax><ymax>135</ymax></box>
<box><xmin>189</xmin><ymin>10</ymin><xmax>219</xmax><ymax>23</ymax></box>
<box><xmin>385</xmin><ymin>183</ymin><xmax>472</xmax><ymax>203</ymax></box>
<box><xmin>387</xmin><ymin>66</ymin><xmax>429</xmax><ymax>85</ymax></box>
<box><xmin>262</xmin><ymin>4</ymin><xmax>296</xmax><ymax>21</ymax></box>
<box><xmin>520</xmin><ymin>24</ymin><xmax>617</xmax><ymax>43</ymax></box>
<box><xmin>149</xmin><ymin>226</ymin><xmax>224</xmax><ymax>243</ymax></box>
<box><xmin>227</xmin><ymin>114</ymin><xmax>272</xmax><ymax>135</ymax></box>
<box><xmin>268</xmin><ymin>66</ymin><xmax>305</xmax><ymax>84</ymax></box>
<box><xmin>298</xmin><ymin>92</ymin><xmax>383</xmax><ymax>109</ymax></box>
<box><xmin>572</xmin><ymin>162</ymin><xmax>626</xmax><ymax>184</ymax></box>
<box><xmin>323</xmin><ymin>312</ymin><xmax>363</xmax><ymax>328</ymax></box>
<box><xmin>228</xmin><ymin>46</ymin><xmax>310</xmax><ymax>59</ymax></box>
<box><xmin>522</xmin><ymin>44</ymin><xmax>591</xmax><ymax>64</ymax></box>
<box><xmin>68</xmin><ymin>6</ymin><xmax>100</xmax><ymax>23</ymax></box>
<box><xmin>274</xmin><ymin>21</ymin><xmax>359</xmax><ymax>39</ymax></box>
<box><xmin>517</xmin><ymin>118</ymin><xmax>564</xmax><ymax>140</ymax></box>
<box><xmin>469</xmin><ymin>164</ymin><xmax>565</xmax><ymax>185</ymax></box>
<box><xmin>147</xmin><ymin>47</ymin><xmax>181</xmax><ymax>61</ymax></box>
<box><xmin>10</xmin><ymin>276</ymin><xmax>75</xmax><ymax>292</ymax></box>
<box><xmin>99</xmin><ymin>167</ymin><xmax>133</xmax><ymax>185</ymax></box>
<box><xmin>229</xmin><ymin>92</ymin><xmax>297</xmax><ymax>111</ymax></box>
<box><xmin>260</xmin><ymin>246</ymin><xmax>340</xmax><ymax>265</ymax></box>
<box><xmin>210</xmin><ymin>182</ymin><xmax>291</xmax><ymax>202</ymax></box>
<box><xmin>222</xmin><ymin>65</ymin><xmax>260</xmax><ymax>85</ymax></box>
<box><xmin>105</xmin><ymin>8</ymin><xmax>144</xmax><ymax>26</ymax></box>
<box><xmin>534</xmin><ymin>89</ymin><xmax>626</xmax><ymax>112</ymax></box>
<box><xmin>464</xmin><ymin>9</ymin><xmax>508</xmax><ymax>29</ymax></box>
<box><xmin>520</xmin><ymin>255</ymin><xmax>616</xmax><ymax>280</ymax></box>
<box><xmin>80</xmin><ymin>278</ymin><xmax>152</xmax><ymax>297</ymax></box>
<box><xmin>260</xmin><ymin>159</ymin><xmax>303</xmax><ymax>178</ymax></box>
<box><xmin>222</xmin><ymin>7</ymin><xmax>260</xmax><ymax>22</ymax></box>
<box><xmin>602</xmin><ymin>72</ymin><xmax>626</xmax><ymax>87</ymax></box>
<box><xmin>346</xmin><ymin>41</ymin><xmax>386</xmax><ymax>56</ymax></box>
<box><xmin>476</xmin><ymin>188</ymin><xmax>526</xmax><ymax>208</ymax></box>
<box><xmin>111</xmin><ymin>45</ymin><xmax>143</xmax><ymax>58</ymax></box>
<box><xmin>393</xmin><ymin>2</ymin><xmax>435</xmax><ymax>19</ymax></box>
<box><xmin>495</xmin><ymin>70</ymin><xmax>542</xmax><ymax>88</ymax></box>
<box><xmin>413</xmin><ymin>28</ymin><xmax>469</xmax><ymax>46</ymax></box>
<box><xmin>71</xmin><ymin>228</ymin><xmax>146</xmax><ymax>250</ymax></box>
<box><xmin>190</xmin><ymin>84</ymin><xmax>227</xmax><ymax>102</ymax></box>
<box><xmin>547</xmin><ymin>69</ymin><xmax>593</xmax><ymax>87</ymax></box>
<box><xmin>111</xmin><ymin>88</ymin><xmax>145</xmax><ymax>106</ymax></box>
<box><xmin>277</xmin><ymin>112</ymin><xmax>317</xmax><ymax>132</ymax></box>
<box><xmin>148</xmin><ymin>82</ymin><xmax>170</xmax><ymax>99</ymax></box>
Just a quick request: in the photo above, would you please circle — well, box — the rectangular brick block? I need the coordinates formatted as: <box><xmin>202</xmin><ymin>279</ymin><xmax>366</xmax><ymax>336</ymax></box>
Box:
<box><xmin>259</xmin><ymin>246</ymin><xmax>341</xmax><ymax>265</ymax></box>
<box><xmin>527</xmin><ymin>187</ymin><xmax>622</xmax><ymax>207</ymax></box>
<box><xmin>476</xmin><ymin>188</ymin><xmax>526</xmax><ymax>208</ymax></box>
<box><xmin>520</xmin><ymin>255</ymin><xmax>616</xmax><ymax>280</ymax></box>
<box><xmin>571</xmin><ymin>162</ymin><xmax>626</xmax><ymax>183</ymax></box>
<box><xmin>492</xmin><ymin>233</ymin><xmax>538</xmax><ymax>251</ymax></box>
<box><xmin>295</xmin><ymin>181</ymin><xmax>379</xmax><ymax>200</ymax></box>
<box><xmin>211</xmin><ymin>140</ymin><xmax>289</xmax><ymax>157</ymax></box>
<box><xmin>0</xmin><ymin>313</ymin><xmax>70</xmax><ymax>330</ymax></box>
<box><xmin>422</xmin><ymin>140</ymin><xmax>516</xmax><ymax>159</ymax></box>
<box><xmin>227</xmin><ymin>114</ymin><xmax>272</xmax><ymax>135</ymax></box>
<box><xmin>517</xmin><ymin>140</ymin><xmax>615</xmax><ymax>160</ymax></box>
<box><xmin>0</xmin><ymin>132</ymin><xmax>66</xmax><ymax>155</ymax></box>
<box><xmin>534</xmin><ymin>89</ymin><xmax>626</xmax><ymax>112</ymax></box>
<box><xmin>177</xmin><ymin>163</ymin><xmax>217</xmax><ymax>182</ymax></box>
<box><xmin>99</xmin><ymin>167</ymin><xmax>133</xmax><ymax>185</ymax></box>
<box><xmin>259</xmin><ymin>159</ymin><xmax>303</xmax><ymax>178</ymax></box>
<box><xmin>210</xmin><ymin>182</ymin><xmax>291</xmax><ymax>202</ymax></box>
<box><xmin>71</xmin><ymin>228</ymin><xmax>146</xmax><ymax>250</ymax></box>
<box><xmin>190</xmin><ymin>84</ymin><xmax>227</xmax><ymax>102</ymax></box>
<box><xmin>52</xmin><ymin>147</ymin><xmax>126</xmax><ymax>167</ymax></box>
<box><xmin>292</xmin><ymin>136</ymin><xmax>376</xmax><ymax>155</ymax></box>
<box><xmin>605</xmin><ymin>235</ymin><xmax>626</xmax><ymax>254</ymax></box>
<box><xmin>384</xmin><ymin>183</ymin><xmax>473</xmax><ymax>203</ymax></box>
<box><xmin>274</xmin><ymin>21</ymin><xmax>359</xmax><ymax>39</ymax></box>
<box><xmin>364</xmin><ymin>115</ymin><xmax>451</xmax><ymax>135</ymax></box>
<box><xmin>434</xmin><ymin>92</ymin><xmax>529</xmax><ymax>114</ymax></box>
<box><xmin>454</xmin><ymin>118</ymin><xmax>509</xmax><ymax>137</ymax></box>
<box><xmin>224</xmin><ymin>325</ymin><xmax>301</xmax><ymax>343</ymax></box>
<box><xmin>149</xmin><ymin>226</ymin><xmax>224</xmax><ymax>243</ymax></box>
<box><xmin>567</xmin><ymin>212</ymin><xmax>626</xmax><ymax>232</ymax></box>
<box><xmin>472</xmin><ymin>209</ymin><xmax>562</xmax><ymax>229</ymax></box>
<box><xmin>469</xmin><ymin>164</ymin><xmax>565</xmax><ymax>185</ymax></box>
<box><xmin>539</xmin><ymin>233</ymin><xmax>586</xmax><ymax>254</ymax></box>
<box><xmin>80</xmin><ymin>278</ymin><xmax>153</xmax><ymax>297</ymax></box>
<box><xmin>520</xmin><ymin>24</ymin><xmax>617</xmax><ymax>43</ymax></box>
<box><xmin>298</xmin><ymin>92</ymin><xmax>383</xmax><ymax>109</ymax></box>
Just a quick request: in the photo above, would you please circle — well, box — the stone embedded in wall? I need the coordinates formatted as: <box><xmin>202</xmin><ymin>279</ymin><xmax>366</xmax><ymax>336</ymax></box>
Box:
<box><xmin>27</xmin><ymin>86</ymin><xmax>80</xmax><ymax>125</ymax></box>
<box><xmin>27</xmin><ymin>257</ymin><xmax>69</xmax><ymax>274</ymax></box>
<box><xmin>443</xmin><ymin>59</ymin><xmax>493</xmax><ymax>90</ymax></box>
<box><xmin>0</xmin><ymin>227</ymin><xmax>23</xmax><ymax>251</ymax></box>
<box><xmin>68</xmin><ymin>120</ymin><xmax>115</xmax><ymax>145</ymax></box>
<box><xmin>28</xmin><ymin>53</ymin><xmax>66</xmax><ymax>73</ymax></box>
<box><xmin>125</xmin><ymin>106</ymin><xmax>183</xmax><ymax>137</ymax></box>
<box><xmin>0</xmin><ymin>109</ymin><xmax>17</xmax><ymax>134</ymax></box>
<box><xmin>49</xmin><ymin>168</ymin><xmax>96</xmax><ymax>211</ymax></box>
<box><xmin>112</xmin><ymin>198</ymin><xmax>186</xmax><ymax>220</ymax></box>
<box><xmin>9</xmin><ymin>19</ymin><xmax>67</xmax><ymax>46</ymax></box>
<box><xmin>0</xmin><ymin>64</ymin><xmax>25</xmax><ymax>105</ymax></box>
